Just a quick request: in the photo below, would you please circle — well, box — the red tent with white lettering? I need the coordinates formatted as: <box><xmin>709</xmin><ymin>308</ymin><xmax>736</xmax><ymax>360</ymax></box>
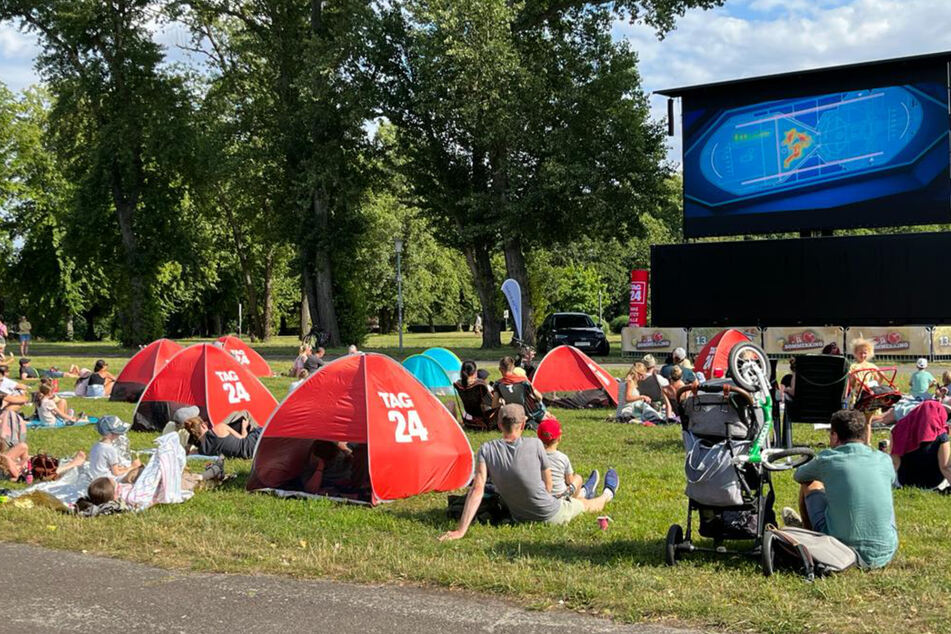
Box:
<box><xmin>216</xmin><ymin>335</ymin><xmax>272</xmax><ymax>377</ymax></box>
<box><xmin>131</xmin><ymin>343</ymin><xmax>278</xmax><ymax>432</ymax></box>
<box><xmin>694</xmin><ymin>329</ymin><xmax>752</xmax><ymax>380</ymax></box>
<box><xmin>110</xmin><ymin>338</ymin><xmax>183</xmax><ymax>403</ymax></box>
<box><xmin>531</xmin><ymin>345</ymin><xmax>618</xmax><ymax>406</ymax></box>
<box><xmin>247</xmin><ymin>353</ymin><xmax>473</xmax><ymax>505</ymax></box>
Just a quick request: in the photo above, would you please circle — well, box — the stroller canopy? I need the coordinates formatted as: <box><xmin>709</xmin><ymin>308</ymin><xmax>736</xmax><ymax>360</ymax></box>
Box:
<box><xmin>216</xmin><ymin>335</ymin><xmax>272</xmax><ymax>377</ymax></box>
<box><xmin>694</xmin><ymin>329</ymin><xmax>753</xmax><ymax>380</ymax></box>
<box><xmin>531</xmin><ymin>345</ymin><xmax>618</xmax><ymax>406</ymax></box>
<box><xmin>247</xmin><ymin>353</ymin><xmax>473</xmax><ymax>504</ymax></box>
<box><xmin>422</xmin><ymin>347</ymin><xmax>462</xmax><ymax>382</ymax></box>
<box><xmin>110</xmin><ymin>338</ymin><xmax>183</xmax><ymax>403</ymax></box>
<box><xmin>402</xmin><ymin>354</ymin><xmax>455</xmax><ymax>395</ymax></box>
<box><xmin>132</xmin><ymin>343</ymin><xmax>277</xmax><ymax>431</ymax></box>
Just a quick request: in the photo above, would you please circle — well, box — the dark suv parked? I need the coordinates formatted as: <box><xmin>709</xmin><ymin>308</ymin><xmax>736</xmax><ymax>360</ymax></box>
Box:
<box><xmin>536</xmin><ymin>312</ymin><xmax>609</xmax><ymax>356</ymax></box>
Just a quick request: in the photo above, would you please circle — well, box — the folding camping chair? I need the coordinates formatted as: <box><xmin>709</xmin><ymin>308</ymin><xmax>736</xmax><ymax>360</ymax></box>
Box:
<box><xmin>453</xmin><ymin>380</ymin><xmax>496</xmax><ymax>431</ymax></box>
<box><xmin>777</xmin><ymin>354</ymin><xmax>849</xmax><ymax>447</ymax></box>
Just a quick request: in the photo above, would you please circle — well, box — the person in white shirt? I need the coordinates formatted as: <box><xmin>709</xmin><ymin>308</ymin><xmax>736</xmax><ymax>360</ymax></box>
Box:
<box><xmin>88</xmin><ymin>416</ymin><xmax>142</xmax><ymax>482</ymax></box>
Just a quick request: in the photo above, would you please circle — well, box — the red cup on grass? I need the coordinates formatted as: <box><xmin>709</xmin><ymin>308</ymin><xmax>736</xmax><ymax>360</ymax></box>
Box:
<box><xmin>597</xmin><ymin>515</ymin><xmax>611</xmax><ymax>530</ymax></box>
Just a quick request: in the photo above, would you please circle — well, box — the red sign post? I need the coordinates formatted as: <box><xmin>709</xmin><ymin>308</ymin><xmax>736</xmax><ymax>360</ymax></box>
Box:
<box><xmin>629</xmin><ymin>269</ymin><xmax>649</xmax><ymax>327</ymax></box>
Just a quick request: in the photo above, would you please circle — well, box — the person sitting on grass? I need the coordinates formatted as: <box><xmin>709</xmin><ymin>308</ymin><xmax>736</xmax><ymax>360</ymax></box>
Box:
<box><xmin>0</xmin><ymin>364</ymin><xmax>28</xmax><ymax>398</ymax></box>
<box><xmin>303</xmin><ymin>347</ymin><xmax>326</xmax><ymax>373</ymax></box>
<box><xmin>536</xmin><ymin>419</ymin><xmax>599</xmax><ymax>500</ymax></box>
<box><xmin>0</xmin><ymin>402</ymin><xmax>29</xmax><ymax>480</ymax></box>
<box><xmin>660</xmin><ymin>348</ymin><xmax>696</xmax><ymax>384</ymax></box>
<box><xmin>89</xmin><ymin>416</ymin><xmax>142</xmax><ymax>483</ymax></box>
<box><xmin>492</xmin><ymin>356</ymin><xmax>547</xmax><ymax>428</ymax></box>
<box><xmin>290</xmin><ymin>343</ymin><xmax>311</xmax><ymax>377</ymax></box>
<box><xmin>35</xmin><ymin>384</ymin><xmax>86</xmax><ymax>426</ymax></box>
<box><xmin>616</xmin><ymin>361</ymin><xmax>666</xmax><ymax>426</ymax></box>
<box><xmin>454</xmin><ymin>360</ymin><xmax>495</xmax><ymax>430</ymax></box>
<box><xmin>909</xmin><ymin>358</ymin><xmax>937</xmax><ymax>400</ymax></box>
<box><xmin>85</xmin><ymin>359</ymin><xmax>116</xmax><ymax>397</ymax></box>
<box><xmin>183</xmin><ymin>411</ymin><xmax>261</xmax><ymax>459</ymax></box>
<box><xmin>289</xmin><ymin>369</ymin><xmax>309</xmax><ymax>393</ymax></box>
<box><xmin>662</xmin><ymin>365</ymin><xmax>686</xmax><ymax>407</ymax></box>
<box><xmin>885</xmin><ymin>399</ymin><xmax>951</xmax><ymax>491</ymax></box>
<box><xmin>783</xmin><ymin>409</ymin><xmax>898</xmax><ymax>569</ymax></box>
<box><xmin>439</xmin><ymin>404</ymin><xmax>618</xmax><ymax>541</ymax></box>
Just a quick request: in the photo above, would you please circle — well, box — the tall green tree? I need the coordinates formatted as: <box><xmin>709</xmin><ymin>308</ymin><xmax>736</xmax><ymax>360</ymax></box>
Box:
<box><xmin>382</xmin><ymin>0</ymin><xmax>711</xmax><ymax>348</ymax></box>
<box><xmin>177</xmin><ymin>0</ymin><xmax>380</xmax><ymax>346</ymax></box>
<box><xmin>0</xmin><ymin>0</ymin><xmax>201</xmax><ymax>344</ymax></box>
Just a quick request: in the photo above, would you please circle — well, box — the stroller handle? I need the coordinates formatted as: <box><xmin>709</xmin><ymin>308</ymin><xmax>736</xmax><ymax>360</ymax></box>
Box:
<box><xmin>676</xmin><ymin>382</ymin><xmax>755</xmax><ymax>407</ymax></box>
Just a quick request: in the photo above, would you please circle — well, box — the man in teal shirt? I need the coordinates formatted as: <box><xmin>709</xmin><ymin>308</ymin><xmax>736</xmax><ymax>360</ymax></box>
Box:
<box><xmin>793</xmin><ymin>409</ymin><xmax>898</xmax><ymax>569</ymax></box>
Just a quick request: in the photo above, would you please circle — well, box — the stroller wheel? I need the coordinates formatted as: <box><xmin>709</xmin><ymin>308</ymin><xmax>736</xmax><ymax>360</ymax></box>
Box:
<box><xmin>728</xmin><ymin>342</ymin><xmax>770</xmax><ymax>392</ymax></box>
<box><xmin>761</xmin><ymin>529</ymin><xmax>775</xmax><ymax>577</ymax></box>
<box><xmin>665</xmin><ymin>524</ymin><xmax>683</xmax><ymax>566</ymax></box>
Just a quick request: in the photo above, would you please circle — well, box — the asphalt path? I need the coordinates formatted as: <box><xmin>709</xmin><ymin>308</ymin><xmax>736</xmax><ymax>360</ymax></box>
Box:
<box><xmin>0</xmin><ymin>542</ymin><xmax>701</xmax><ymax>634</ymax></box>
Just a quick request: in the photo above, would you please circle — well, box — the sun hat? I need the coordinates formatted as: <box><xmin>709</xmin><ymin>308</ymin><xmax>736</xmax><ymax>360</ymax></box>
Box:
<box><xmin>641</xmin><ymin>354</ymin><xmax>656</xmax><ymax>369</ymax></box>
<box><xmin>537</xmin><ymin>419</ymin><xmax>562</xmax><ymax>443</ymax></box>
<box><xmin>173</xmin><ymin>405</ymin><xmax>201</xmax><ymax>425</ymax></box>
<box><xmin>96</xmin><ymin>415</ymin><xmax>130</xmax><ymax>436</ymax></box>
<box><xmin>673</xmin><ymin>347</ymin><xmax>687</xmax><ymax>362</ymax></box>
<box><xmin>917</xmin><ymin>358</ymin><xmax>928</xmax><ymax>370</ymax></box>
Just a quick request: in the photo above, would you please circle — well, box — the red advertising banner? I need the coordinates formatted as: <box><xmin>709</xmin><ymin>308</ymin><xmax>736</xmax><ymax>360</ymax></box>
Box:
<box><xmin>629</xmin><ymin>269</ymin><xmax>649</xmax><ymax>327</ymax></box>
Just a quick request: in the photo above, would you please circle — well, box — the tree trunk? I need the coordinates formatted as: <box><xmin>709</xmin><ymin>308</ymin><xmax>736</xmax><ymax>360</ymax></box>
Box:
<box><xmin>299</xmin><ymin>286</ymin><xmax>310</xmax><ymax>339</ymax></box>
<box><xmin>83</xmin><ymin>309</ymin><xmax>96</xmax><ymax>341</ymax></box>
<box><xmin>65</xmin><ymin>314</ymin><xmax>74</xmax><ymax>341</ymax></box>
<box><xmin>114</xmin><ymin>196</ymin><xmax>147</xmax><ymax>344</ymax></box>
<box><xmin>463</xmin><ymin>242</ymin><xmax>501</xmax><ymax>349</ymax></box>
<box><xmin>311</xmin><ymin>193</ymin><xmax>340</xmax><ymax>346</ymax></box>
<box><xmin>213</xmin><ymin>313</ymin><xmax>223</xmax><ymax>336</ymax></box>
<box><xmin>261</xmin><ymin>249</ymin><xmax>274</xmax><ymax>341</ymax></box>
<box><xmin>302</xmin><ymin>260</ymin><xmax>320</xmax><ymax>337</ymax></box>
<box><xmin>502</xmin><ymin>236</ymin><xmax>536</xmax><ymax>346</ymax></box>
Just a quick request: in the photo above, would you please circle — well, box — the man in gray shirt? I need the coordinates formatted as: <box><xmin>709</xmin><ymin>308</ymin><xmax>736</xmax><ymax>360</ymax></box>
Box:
<box><xmin>439</xmin><ymin>404</ymin><xmax>618</xmax><ymax>540</ymax></box>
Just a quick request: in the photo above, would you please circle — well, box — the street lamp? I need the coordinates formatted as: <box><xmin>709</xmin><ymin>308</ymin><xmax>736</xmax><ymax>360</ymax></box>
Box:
<box><xmin>395</xmin><ymin>238</ymin><xmax>404</xmax><ymax>354</ymax></box>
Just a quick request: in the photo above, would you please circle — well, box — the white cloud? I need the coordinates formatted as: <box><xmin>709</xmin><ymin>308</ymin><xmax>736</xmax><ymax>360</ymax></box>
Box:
<box><xmin>0</xmin><ymin>23</ymin><xmax>39</xmax><ymax>91</ymax></box>
<box><xmin>617</xmin><ymin>0</ymin><xmax>951</xmax><ymax>165</ymax></box>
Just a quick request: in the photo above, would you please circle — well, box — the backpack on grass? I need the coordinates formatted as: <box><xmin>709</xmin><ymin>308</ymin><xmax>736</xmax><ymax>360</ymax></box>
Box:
<box><xmin>447</xmin><ymin>487</ymin><xmax>513</xmax><ymax>526</ymax></box>
<box><xmin>763</xmin><ymin>526</ymin><xmax>861</xmax><ymax>581</ymax></box>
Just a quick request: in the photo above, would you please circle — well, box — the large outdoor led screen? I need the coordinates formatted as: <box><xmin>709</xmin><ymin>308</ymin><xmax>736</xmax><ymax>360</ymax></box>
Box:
<box><xmin>682</xmin><ymin>77</ymin><xmax>951</xmax><ymax>237</ymax></box>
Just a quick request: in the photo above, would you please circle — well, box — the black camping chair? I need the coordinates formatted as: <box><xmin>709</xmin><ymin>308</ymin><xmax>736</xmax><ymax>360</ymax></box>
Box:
<box><xmin>778</xmin><ymin>354</ymin><xmax>849</xmax><ymax>445</ymax></box>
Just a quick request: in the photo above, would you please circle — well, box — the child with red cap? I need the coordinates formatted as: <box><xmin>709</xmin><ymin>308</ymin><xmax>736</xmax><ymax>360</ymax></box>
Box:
<box><xmin>536</xmin><ymin>418</ymin><xmax>600</xmax><ymax>500</ymax></box>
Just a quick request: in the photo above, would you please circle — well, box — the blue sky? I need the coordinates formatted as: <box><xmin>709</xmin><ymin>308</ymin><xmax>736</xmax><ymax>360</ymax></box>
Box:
<box><xmin>2</xmin><ymin>0</ymin><xmax>950</xmax><ymax>164</ymax></box>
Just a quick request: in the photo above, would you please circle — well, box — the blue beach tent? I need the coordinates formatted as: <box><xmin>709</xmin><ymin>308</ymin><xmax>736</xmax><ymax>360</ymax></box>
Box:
<box><xmin>422</xmin><ymin>347</ymin><xmax>462</xmax><ymax>382</ymax></box>
<box><xmin>402</xmin><ymin>354</ymin><xmax>455</xmax><ymax>395</ymax></box>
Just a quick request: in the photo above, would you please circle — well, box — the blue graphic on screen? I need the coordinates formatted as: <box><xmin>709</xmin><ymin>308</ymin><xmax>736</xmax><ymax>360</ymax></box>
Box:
<box><xmin>683</xmin><ymin>82</ymin><xmax>950</xmax><ymax>230</ymax></box>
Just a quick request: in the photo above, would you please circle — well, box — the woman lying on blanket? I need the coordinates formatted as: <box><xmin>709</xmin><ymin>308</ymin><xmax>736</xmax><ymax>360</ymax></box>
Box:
<box><xmin>18</xmin><ymin>358</ymin><xmax>82</xmax><ymax>380</ymax></box>
<box><xmin>183</xmin><ymin>413</ymin><xmax>261</xmax><ymax>459</ymax></box>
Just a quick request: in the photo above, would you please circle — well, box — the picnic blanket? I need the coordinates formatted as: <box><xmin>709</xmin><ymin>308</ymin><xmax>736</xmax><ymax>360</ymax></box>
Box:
<box><xmin>8</xmin><ymin>432</ymin><xmax>192</xmax><ymax>512</ymax></box>
<box><xmin>26</xmin><ymin>417</ymin><xmax>99</xmax><ymax>430</ymax></box>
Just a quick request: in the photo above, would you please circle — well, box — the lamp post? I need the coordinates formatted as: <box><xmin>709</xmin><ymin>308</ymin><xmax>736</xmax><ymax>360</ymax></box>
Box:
<box><xmin>395</xmin><ymin>239</ymin><xmax>404</xmax><ymax>354</ymax></box>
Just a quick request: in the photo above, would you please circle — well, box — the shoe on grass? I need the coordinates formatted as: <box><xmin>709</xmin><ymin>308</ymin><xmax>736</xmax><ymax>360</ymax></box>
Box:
<box><xmin>582</xmin><ymin>469</ymin><xmax>600</xmax><ymax>499</ymax></box>
<box><xmin>603</xmin><ymin>468</ymin><xmax>619</xmax><ymax>498</ymax></box>
<box><xmin>781</xmin><ymin>506</ymin><xmax>802</xmax><ymax>528</ymax></box>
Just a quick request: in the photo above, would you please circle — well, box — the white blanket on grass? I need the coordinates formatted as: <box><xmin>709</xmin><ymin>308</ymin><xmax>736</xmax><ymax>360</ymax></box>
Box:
<box><xmin>10</xmin><ymin>432</ymin><xmax>192</xmax><ymax>511</ymax></box>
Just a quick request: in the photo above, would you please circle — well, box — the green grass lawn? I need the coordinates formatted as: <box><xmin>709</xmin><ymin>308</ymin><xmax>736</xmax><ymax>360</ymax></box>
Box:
<box><xmin>11</xmin><ymin>328</ymin><xmax>629</xmax><ymax>363</ymax></box>
<box><xmin>1</xmin><ymin>352</ymin><xmax>948</xmax><ymax>633</ymax></box>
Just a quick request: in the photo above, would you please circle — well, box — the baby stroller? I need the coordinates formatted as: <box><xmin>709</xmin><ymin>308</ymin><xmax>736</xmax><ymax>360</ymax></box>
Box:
<box><xmin>666</xmin><ymin>341</ymin><xmax>814</xmax><ymax>569</ymax></box>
